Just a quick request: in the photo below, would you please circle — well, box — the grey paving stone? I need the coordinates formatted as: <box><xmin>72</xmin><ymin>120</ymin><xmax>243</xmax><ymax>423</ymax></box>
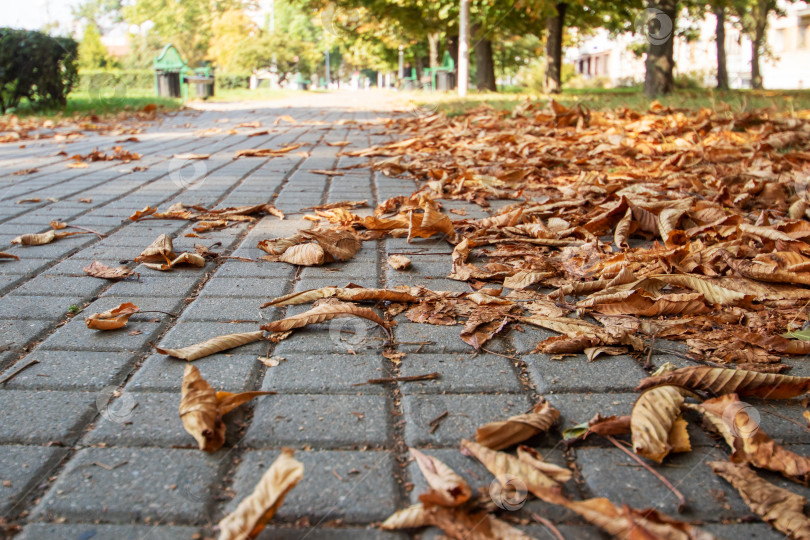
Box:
<box><xmin>0</xmin><ymin>294</ymin><xmax>84</xmax><ymax>320</ymax></box>
<box><xmin>261</xmin><ymin>353</ymin><xmax>386</xmax><ymax>394</ymax></box>
<box><xmin>1</xmin><ymin>350</ymin><xmax>136</xmax><ymax>391</ymax></box>
<box><xmin>393</xmin><ymin>322</ymin><xmax>472</xmax><ymax>354</ymax></box>
<box><xmin>402</xmin><ymin>393</ymin><xmax>533</xmax><ymax>447</ymax></box>
<box><xmin>511</xmin><ymin>325</ymin><xmax>556</xmax><ymax>354</ymax></box>
<box><xmin>384</xmin><ymin>255</ymin><xmax>449</xmax><ymax>284</ymax></box>
<box><xmin>38</xmin><ymin>315</ymin><xmax>162</xmax><ymax>353</ymax></box>
<box><xmin>102</xmin><ymin>274</ymin><xmax>203</xmax><ymax>298</ymax></box>
<box><xmin>17</xmin><ymin>523</ymin><xmax>203</xmax><ymax>540</ymax></box>
<box><xmin>8</xmin><ymin>275</ymin><xmax>105</xmax><ymax>298</ymax></box>
<box><xmin>700</xmin><ymin>523</ymin><xmax>785</xmax><ymax>539</ymax></box>
<box><xmin>0</xmin><ymin>257</ymin><xmax>51</xmax><ymax>276</ymax></box>
<box><xmin>398</xmin><ymin>353</ymin><xmax>523</xmax><ymax>394</ymax></box>
<box><xmin>127</xmin><ymin>353</ymin><xmax>260</xmax><ymax>393</ymax></box>
<box><xmin>294</xmin><ymin>275</ymin><xmax>379</xmax><ymax>291</ymax></box>
<box><xmin>228</xmin><ymin>450</ymin><xmax>398</xmax><ymax>523</ymax></box>
<box><xmin>33</xmin><ymin>447</ymin><xmax>222</xmax><ymax>523</ymax></box>
<box><xmin>575</xmin><ymin>446</ymin><xmax>751</xmax><ymax>521</ymax></box>
<box><xmin>523</xmin><ymin>525</ymin><xmax>607</xmax><ymax>539</ymax></box>
<box><xmin>211</xmin><ymin>259</ymin><xmax>296</xmax><ymax>279</ymax></box>
<box><xmin>0</xmin><ymin>319</ymin><xmax>56</xmax><ymax>369</ymax></box>
<box><xmin>83</xmin><ymin>391</ymin><xmax>257</xmax><ymax>449</ymax></box>
<box><xmin>244</xmin><ymin>394</ymin><xmax>390</xmax><ymax>449</ymax></box>
<box><xmin>546</xmin><ymin>392</ymin><xmax>636</xmax><ymax>435</ymax></box>
<box><xmin>0</xmin><ymin>390</ymin><xmax>96</xmax><ymax>444</ymax></box>
<box><xmin>0</xmin><ymin>274</ymin><xmax>24</xmax><ymax>295</ymax></box>
<box><xmin>526</xmin><ymin>354</ymin><xmax>648</xmax><ymax>394</ymax></box>
<box><xmin>180</xmin><ymin>295</ymin><xmax>274</xmax><ymax>322</ymax></box>
<box><xmin>0</xmin><ymin>446</ymin><xmax>66</xmax><ymax>516</ymax></box>
<box><xmin>197</xmin><ymin>277</ymin><xmax>288</xmax><ymax>298</ymax></box>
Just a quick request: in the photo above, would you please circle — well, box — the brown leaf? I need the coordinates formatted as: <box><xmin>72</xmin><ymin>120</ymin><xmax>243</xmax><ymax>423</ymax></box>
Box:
<box><xmin>636</xmin><ymin>366</ymin><xmax>810</xmax><ymax>399</ymax></box>
<box><xmin>235</xmin><ymin>143</ymin><xmax>302</xmax><ymax>158</ymax></box>
<box><xmin>11</xmin><ymin>230</ymin><xmax>87</xmax><ymax>246</ymax></box>
<box><xmin>142</xmin><ymin>252</ymin><xmax>206</xmax><ymax>271</ymax></box>
<box><xmin>700</xmin><ymin>394</ymin><xmax>810</xmax><ymax>484</ymax></box>
<box><xmin>262</xmin><ymin>287</ymin><xmax>420</xmax><ymax>307</ymax></box>
<box><xmin>460</xmin><ymin>439</ymin><xmax>564</xmax><ymax>494</ymax></box>
<box><xmin>460</xmin><ymin>305</ymin><xmax>512</xmax><ymax>349</ymax></box>
<box><xmin>515</xmin><ymin>446</ymin><xmax>572</xmax><ymax>483</ymax></box>
<box><xmin>279</xmin><ymin>243</ymin><xmax>325</xmax><ymax>266</ymax></box>
<box><xmin>179</xmin><ymin>365</ymin><xmax>271</xmax><ymax>453</ymax></box>
<box><xmin>387</xmin><ymin>255</ymin><xmax>412</xmax><ymax>270</ymax></box>
<box><xmin>129</xmin><ymin>206</ymin><xmax>157</xmax><ymax>221</ymax></box>
<box><xmin>301</xmin><ymin>229</ymin><xmax>361</xmax><ymax>262</ymax></box>
<box><xmin>217</xmin><ymin>448</ymin><xmax>303</xmax><ymax>540</ymax></box>
<box><xmin>173</xmin><ymin>153</ymin><xmax>210</xmax><ymax>160</ymax></box>
<box><xmin>410</xmin><ymin>448</ymin><xmax>472</xmax><ymax>507</ymax></box>
<box><xmin>83</xmin><ymin>261</ymin><xmax>136</xmax><ymax>280</ymax></box>
<box><xmin>631</xmin><ymin>385</ymin><xmax>691</xmax><ymax>463</ymax></box>
<box><xmin>710</xmin><ymin>460</ymin><xmax>810</xmax><ymax>540</ymax></box>
<box><xmin>475</xmin><ymin>398</ymin><xmax>560</xmax><ymax>450</ymax></box>
<box><xmin>135</xmin><ymin>234</ymin><xmax>176</xmax><ymax>264</ymax></box>
<box><xmin>85</xmin><ymin>303</ymin><xmax>140</xmax><ymax>330</ymax></box>
<box><xmin>260</xmin><ymin>302</ymin><xmax>390</xmax><ymax>337</ymax></box>
<box><xmin>156</xmin><ymin>331</ymin><xmax>265</xmax><ymax>361</ymax></box>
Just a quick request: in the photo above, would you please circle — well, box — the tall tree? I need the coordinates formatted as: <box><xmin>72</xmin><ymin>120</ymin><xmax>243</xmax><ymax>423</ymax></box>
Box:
<box><xmin>713</xmin><ymin>3</ymin><xmax>729</xmax><ymax>90</ymax></box>
<box><xmin>544</xmin><ymin>2</ymin><xmax>566</xmax><ymax>93</ymax></box>
<box><xmin>78</xmin><ymin>22</ymin><xmax>111</xmax><ymax>69</ymax></box>
<box><xmin>643</xmin><ymin>0</ymin><xmax>677</xmax><ymax>97</ymax></box>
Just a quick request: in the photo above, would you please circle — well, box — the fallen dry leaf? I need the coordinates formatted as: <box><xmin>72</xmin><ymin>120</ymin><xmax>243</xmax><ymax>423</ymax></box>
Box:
<box><xmin>260</xmin><ymin>302</ymin><xmax>390</xmax><ymax>337</ymax></box>
<box><xmin>156</xmin><ymin>331</ymin><xmax>265</xmax><ymax>361</ymax></box>
<box><xmin>85</xmin><ymin>303</ymin><xmax>139</xmax><ymax>330</ymax></box>
<box><xmin>636</xmin><ymin>366</ymin><xmax>810</xmax><ymax>399</ymax></box>
<box><xmin>83</xmin><ymin>261</ymin><xmax>137</xmax><ymax>280</ymax></box>
<box><xmin>475</xmin><ymin>398</ymin><xmax>560</xmax><ymax>450</ymax></box>
<box><xmin>11</xmin><ymin>230</ymin><xmax>88</xmax><ymax>246</ymax></box>
<box><xmin>711</xmin><ymin>460</ymin><xmax>810</xmax><ymax>540</ymax></box>
<box><xmin>410</xmin><ymin>448</ymin><xmax>471</xmax><ymax>507</ymax></box>
<box><xmin>179</xmin><ymin>364</ymin><xmax>271</xmax><ymax>452</ymax></box>
<box><xmin>173</xmin><ymin>153</ymin><xmax>210</xmax><ymax>160</ymax></box>
<box><xmin>631</xmin><ymin>384</ymin><xmax>691</xmax><ymax>463</ymax></box>
<box><xmin>387</xmin><ymin>255</ymin><xmax>411</xmax><ymax>270</ymax></box>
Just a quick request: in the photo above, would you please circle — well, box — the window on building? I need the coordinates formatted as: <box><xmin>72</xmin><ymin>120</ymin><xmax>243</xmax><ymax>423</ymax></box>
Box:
<box><xmin>800</xmin><ymin>17</ymin><xmax>810</xmax><ymax>48</ymax></box>
<box><xmin>774</xmin><ymin>28</ymin><xmax>785</xmax><ymax>51</ymax></box>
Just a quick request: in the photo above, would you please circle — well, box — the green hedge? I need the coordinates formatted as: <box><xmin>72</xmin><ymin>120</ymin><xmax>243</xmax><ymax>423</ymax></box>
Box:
<box><xmin>0</xmin><ymin>28</ymin><xmax>79</xmax><ymax>113</ymax></box>
<box><xmin>79</xmin><ymin>69</ymin><xmax>155</xmax><ymax>95</ymax></box>
<box><xmin>217</xmin><ymin>73</ymin><xmax>251</xmax><ymax>90</ymax></box>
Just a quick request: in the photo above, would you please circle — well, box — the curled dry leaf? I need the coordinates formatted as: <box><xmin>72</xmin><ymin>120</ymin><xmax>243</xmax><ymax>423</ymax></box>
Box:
<box><xmin>475</xmin><ymin>398</ymin><xmax>560</xmax><ymax>450</ymax></box>
<box><xmin>279</xmin><ymin>243</ymin><xmax>325</xmax><ymax>266</ymax></box>
<box><xmin>631</xmin><ymin>385</ymin><xmax>691</xmax><ymax>463</ymax></box>
<box><xmin>516</xmin><ymin>445</ymin><xmax>572</xmax><ymax>483</ymax></box>
<box><xmin>261</xmin><ymin>301</ymin><xmax>390</xmax><ymax>337</ymax></box>
<box><xmin>136</xmin><ymin>234</ymin><xmax>176</xmax><ymax>263</ymax></box>
<box><xmin>173</xmin><ymin>153</ymin><xmax>210</xmax><ymax>159</ymax></box>
<box><xmin>636</xmin><ymin>366</ymin><xmax>810</xmax><ymax>399</ymax></box>
<box><xmin>217</xmin><ymin>448</ymin><xmax>303</xmax><ymax>540</ymax></box>
<box><xmin>262</xmin><ymin>286</ymin><xmax>420</xmax><ymax>307</ymax></box>
<box><xmin>711</xmin><ymin>460</ymin><xmax>810</xmax><ymax>540</ymax></box>
<box><xmin>381</xmin><ymin>503</ymin><xmax>533</xmax><ymax>540</ymax></box>
<box><xmin>85</xmin><ymin>303</ymin><xmax>140</xmax><ymax>330</ymax></box>
<box><xmin>156</xmin><ymin>331</ymin><xmax>265</xmax><ymax>361</ymax></box>
<box><xmin>234</xmin><ymin>143</ymin><xmax>302</xmax><ymax>158</ymax></box>
<box><xmin>700</xmin><ymin>394</ymin><xmax>810</xmax><ymax>484</ymax></box>
<box><xmin>83</xmin><ymin>261</ymin><xmax>136</xmax><ymax>280</ymax></box>
<box><xmin>460</xmin><ymin>439</ymin><xmax>563</xmax><ymax>494</ymax></box>
<box><xmin>387</xmin><ymin>254</ymin><xmax>411</xmax><ymax>270</ymax></box>
<box><xmin>142</xmin><ymin>252</ymin><xmax>206</xmax><ymax>271</ymax></box>
<box><xmin>179</xmin><ymin>365</ymin><xmax>272</xmax><ymax>453</ymax></box>
<box><xmin>562</xmin><ymin>414</ymin><xmax>632</xmax><ymax>442</ymax></box>
<box><xmin>409</xmin><ymin>448</ymin><xmax>471</xmax><ymax>507</ymax></box>
<box><xmin>11</xmin><ymin>230</ymin><xmax>87</xmax><ymax>246</ymax></box>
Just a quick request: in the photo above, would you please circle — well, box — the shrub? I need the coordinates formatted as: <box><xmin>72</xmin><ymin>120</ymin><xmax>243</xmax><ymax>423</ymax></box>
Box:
<box><xmin>79</xmin><ymin>69</ymin><xmax>154</xmax><ymax>96</ymax></box>
<box><xmin>0</xmin><ymin>28</ymin><xmax>79</xmax><ymax>113</ymax></box>
<box><xmin>216</xmin><ymin>72</ymin><xmax>251</xmax><ymax>90</ymax></box>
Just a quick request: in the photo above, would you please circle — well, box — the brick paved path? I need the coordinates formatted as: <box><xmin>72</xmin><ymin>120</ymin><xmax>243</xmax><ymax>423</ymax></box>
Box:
<box><xmin>0</xmin><ymin>91</ymin><xmax>804</xmax><ymax>539</ymax></box>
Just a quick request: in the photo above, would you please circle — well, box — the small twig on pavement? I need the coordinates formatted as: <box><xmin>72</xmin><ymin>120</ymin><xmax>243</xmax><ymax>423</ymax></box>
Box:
<box><xmin>429</xmin><ymin>410</ymin><xmax>448</xmax><ymax>433</ymax></box>
<box><xmin>0</xmin><ymin>359</ymin><xmax>39</xmax><ymax>385</ymax></box>
<box><xmin>65</xmin><ymin>224</ymin><xmax>105</xmax><ymax>238</ymax></box>
<box><xmin>531</xmin><ymin>513</ymin><xmax>566</xmax><ymax>540</ymax></box>
<box><xmin>605</xmin><ymin>435</ymin><xmax>687</xmax><ymax>513</ymax></box>
<box><xmin>644</xmin><ymin>332</ymin><xmax>658</xmax><ymax>370</ymax></box>
<box><xmin>481</xmin><ymin>347</ymin><xmax>520</xmax><ymax>361</ymax></box>
<box><xmin>353</xmin><ymin>372</ymin><xmax>440</xmax><ymax>386</ymax></box>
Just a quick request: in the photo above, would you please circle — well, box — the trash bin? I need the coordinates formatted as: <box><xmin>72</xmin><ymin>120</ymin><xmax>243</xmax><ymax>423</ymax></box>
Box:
<box><xmin>195</xmin><ymin>79</ymin><xmax>214</xmax><ymax>98</ymax></box>
<box><xmin>157</xmin><ymin>71</ymin><xmax>181</xmax><ymax>97</ymax></box>
<box><xmin>436</xmin><ymin>71</ymin><xmax>455</xmax><ymax>92</ymax></box>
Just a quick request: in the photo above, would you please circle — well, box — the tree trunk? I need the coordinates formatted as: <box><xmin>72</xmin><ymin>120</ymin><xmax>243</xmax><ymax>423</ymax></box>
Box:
<box><xmin>428</xmin><ymin>33</ymin><xmax>440</xmax><ymax>71</ymax></box>
<box><xmin>643</xmin><ymin>0</ymin><xmax>677</xmax><ymax>97</ymax></box>
<box><xmin>714</xmin><ymin>5</ymin><xmax>729</xmax><ymax>90</ymax></box>
<box><xmin>544</xmin><ymin>2</ymin><xmax>567</xmax><ymax>93</ymax></box>
<box><xmin>474</xmin><ymin>31</ymin><xmax>497</xmax><ymax>91</ymax></box>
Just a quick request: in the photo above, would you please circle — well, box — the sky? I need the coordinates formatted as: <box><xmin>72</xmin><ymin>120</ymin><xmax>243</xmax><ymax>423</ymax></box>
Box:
<box><xmin>0</xmin><ymin>0</ymin><xmax>83</xmax><ymax>33</ymax></box>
